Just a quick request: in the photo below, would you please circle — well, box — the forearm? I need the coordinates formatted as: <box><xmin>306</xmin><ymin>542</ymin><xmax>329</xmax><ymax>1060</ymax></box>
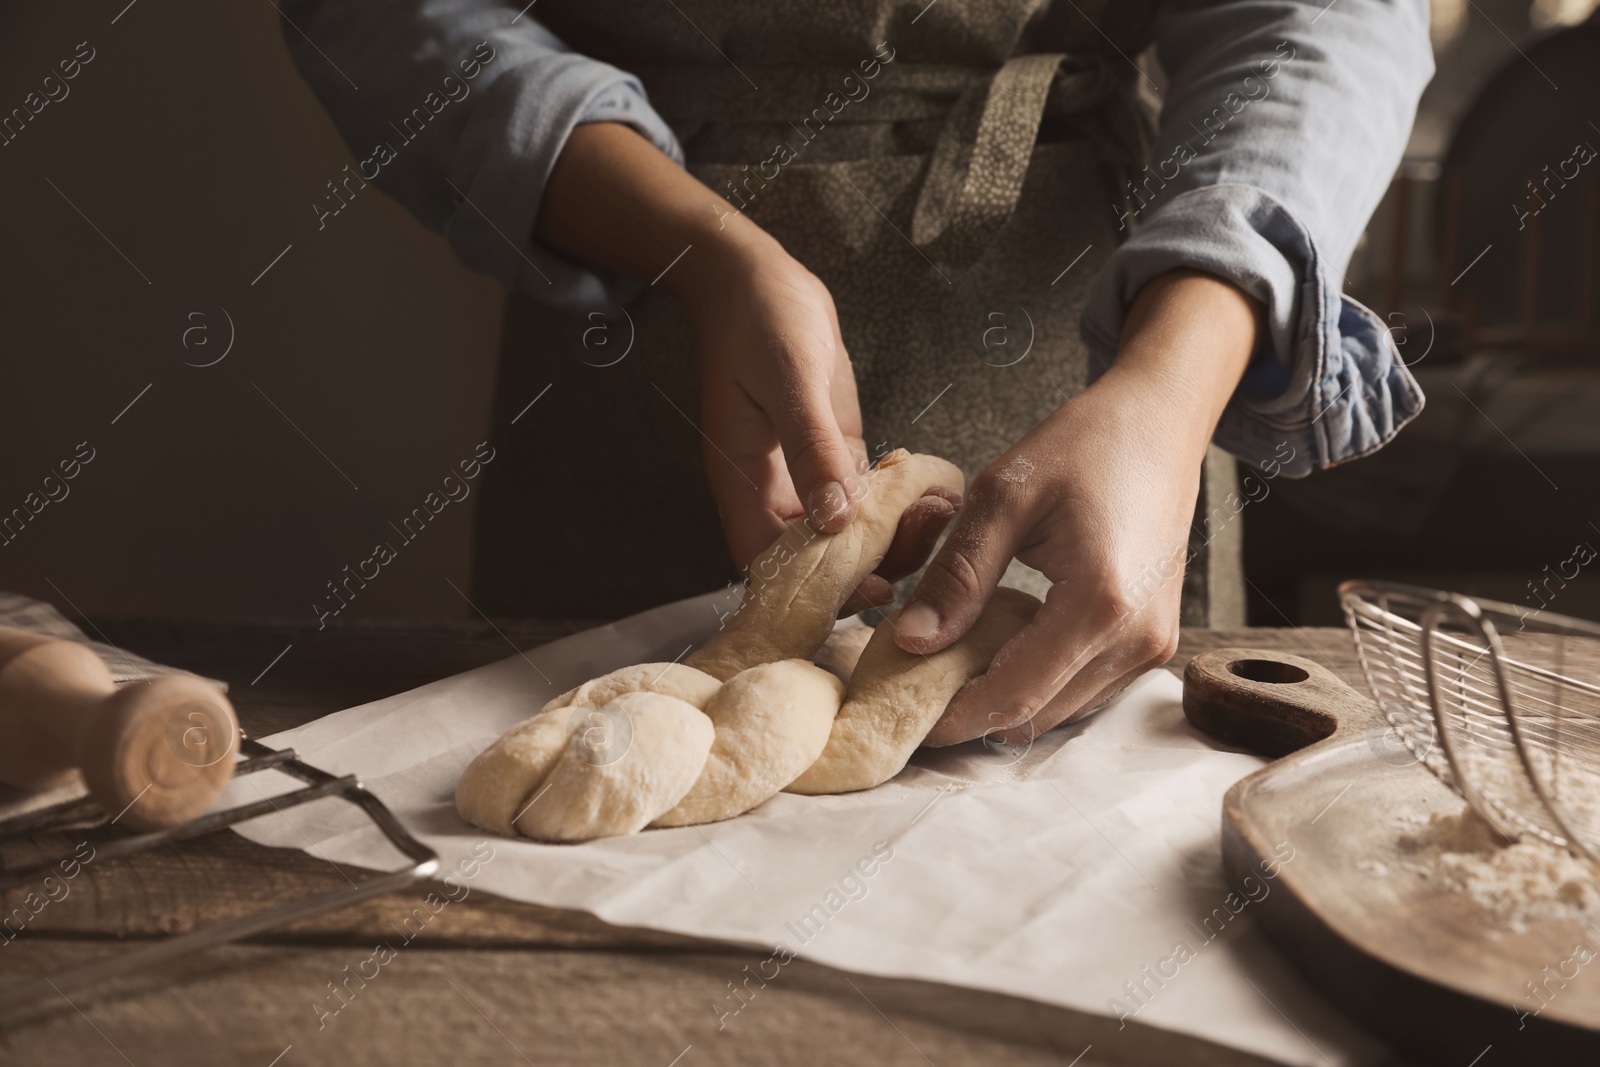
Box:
<box><xmin>538</xmin><ymin>121</ymin><xmax>872</xmax><ymax>552</ymax></box>
<box><xmin>1081</xmin><ymin>0</ymin><xmax>1430</xmax><ymax>475</ymax></box>
<box><xmin>1150</xmin><ymin>0</ymin><xmax>1431</xmax><ymax>273</ymax></box>
<box><xmin>536</xmin><ymin>122</ymin><xmax>778</xmax><ymax>308</ymax></box>
<box><xmin>280</xmin><ymin>1</ymin><xmax>686</xmax><ymax>305</ymax></box>
<box><xmin>1094</xmin><ymin>270</ymin><xmax>1260</xmax><ymax>459</ymax></box>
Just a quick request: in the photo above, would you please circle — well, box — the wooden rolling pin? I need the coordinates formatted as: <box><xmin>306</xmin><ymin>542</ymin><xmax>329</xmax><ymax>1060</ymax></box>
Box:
<box><xmin>0</xmin><ymin>626</ymin><xmax>238</xmax><ymax>830</ymax></box>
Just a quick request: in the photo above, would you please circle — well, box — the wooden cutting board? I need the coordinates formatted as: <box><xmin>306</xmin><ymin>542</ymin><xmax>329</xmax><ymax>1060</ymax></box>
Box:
<box><xmin>1182</xmin><ymin>648</ymin><xmax>1600</xmax><ymax>1065</ymax></box>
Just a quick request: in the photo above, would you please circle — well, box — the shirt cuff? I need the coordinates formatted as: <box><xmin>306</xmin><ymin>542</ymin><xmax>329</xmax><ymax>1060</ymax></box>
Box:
<box><xmin>445</xmin><ymin>57</ymin><xmax>683</xmax><ymax>311</ymax></box>
<box><xmin>1080</xmin><ymin>184</ymin><xmax>1425</xmax><ymax>477</ymax></box>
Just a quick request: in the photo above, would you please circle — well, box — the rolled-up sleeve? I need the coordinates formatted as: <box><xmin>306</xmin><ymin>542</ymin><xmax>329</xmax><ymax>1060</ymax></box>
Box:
<box><xmin>1079</xmin><ymin>0</ymin><xmax>1433</xmax><ymax>475</ymax></box>
<box><xmin>278</xmin><ymin>0</ymin><xmax>683</xmax><ymax>310</ymax></box>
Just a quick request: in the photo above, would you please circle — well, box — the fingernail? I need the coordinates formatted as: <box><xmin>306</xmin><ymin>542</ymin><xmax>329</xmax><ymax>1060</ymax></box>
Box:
<box><xmin>898</xmin><ymin>601</ymin><xmax>940</xmax><ymax>641</ymax></box>
<box><xmin>810</xmin><ymin>480</ymin><xmax>848</xmax><ymax>523</ymax></box>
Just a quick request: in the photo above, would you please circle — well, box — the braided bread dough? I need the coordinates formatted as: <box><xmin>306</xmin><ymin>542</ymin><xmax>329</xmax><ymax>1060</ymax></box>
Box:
<box><xmin>786</xmin><ymin>588</ymin><xmax>1040</xmax><ymax>795</ymax></box>
<box><xmin>652</xmin><ymin>660</ymin><xmax>843</xmax><ymax>827</ymax></box>
<box><xmin>455</xmin><ymin>711</ymin><xmax>582</xmax><ymax>836</ymax></box>
<box><xmin>455</xmin><ymin>662</ymin><xmax>719</xmax><ymax>835</ymax></box>
<box><xmin>516</xmin><ymin>692</ymin><xmax>714</xmax><ymax>842</ymax></box>
<box><xmin>453</xmin><ymin>449</ymin><xmax>1043</xmax><ymax>843</ymax></box>
<box><xmin>813</xmin><ymin>618</ymin><xmax>874</xmax><ymax>684</ymax></box>
<box><xmin>541</xmin><ymin>662</ymin><xmax>721</xmax><ymax>717</ymax></box>
<box><xmin>686</xmin><ymin>449</ymin><xmax>963</xmax><ymax>681</ymax></box>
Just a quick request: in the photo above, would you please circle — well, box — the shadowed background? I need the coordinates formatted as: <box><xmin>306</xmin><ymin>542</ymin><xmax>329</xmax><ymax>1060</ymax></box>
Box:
<box><xmin>0</xmin><ymin>1</ymin><xmax>500</xmax><ymax>625</ymax></box>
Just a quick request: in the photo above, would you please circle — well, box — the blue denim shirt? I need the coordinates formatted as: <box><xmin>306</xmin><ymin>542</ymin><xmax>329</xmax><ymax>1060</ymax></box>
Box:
<box><xmin>280</xmin><ymin>0</ymin><xmax>1432</xmax><ymax>475</ymax></box>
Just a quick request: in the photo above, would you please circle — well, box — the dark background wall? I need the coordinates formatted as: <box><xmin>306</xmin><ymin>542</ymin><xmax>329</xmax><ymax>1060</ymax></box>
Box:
<box><xmin>0</xmin><ymin>2</ymin><xmax>503</xmax><ymax>625</ymax></box>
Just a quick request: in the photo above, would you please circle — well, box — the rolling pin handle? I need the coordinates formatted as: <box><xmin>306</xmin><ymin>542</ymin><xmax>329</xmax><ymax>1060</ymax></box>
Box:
<box><xmin>81</xmin><ymin>674</ymin><xmax>240</xmax><ymax>830</ymax></box>
<box><xmin>0</xmin><ymin>626</ymin><xmax>238</xmax><ymax>830</ymax></box>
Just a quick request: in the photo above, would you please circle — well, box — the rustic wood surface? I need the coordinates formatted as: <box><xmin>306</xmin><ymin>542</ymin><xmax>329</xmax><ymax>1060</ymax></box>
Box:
<box><xmin>0</xmin><ymin>618</ymin><xmax>1386</xmax><ymax>1066</ymax></box>
<box><xmin>1183</xmin><ymin>643</ymin><xmax>1600</xmax><ymax>1066</ymax></box>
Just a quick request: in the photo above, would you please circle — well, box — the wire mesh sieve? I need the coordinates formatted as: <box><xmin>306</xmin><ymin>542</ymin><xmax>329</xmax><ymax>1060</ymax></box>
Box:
<box><xmin>1340</xmin><ymin>580</ymin><xmax>1600</xmax><ymax>864</ymax></box>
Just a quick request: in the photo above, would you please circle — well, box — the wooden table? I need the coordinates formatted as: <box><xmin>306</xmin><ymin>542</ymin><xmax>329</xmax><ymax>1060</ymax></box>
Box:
<box><xmin>0</xmin><ymin>619</ymin><xmax>1397</xmax><ymax>1067</ymax></box>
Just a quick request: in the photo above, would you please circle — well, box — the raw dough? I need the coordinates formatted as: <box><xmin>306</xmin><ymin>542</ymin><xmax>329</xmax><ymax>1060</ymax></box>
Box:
<box><xmin>653</xmin><ymin>660</ymin><xmax>844</xmax><ymax>827</ymax></box>
<box><xmin>454</xmin><ymin>450</ymin><xmax>1031</xmax><ymax>843</ymax></box>
<box><xmin>456</xmin><ymin>661</ymin><xmax>722</xmax><ymax>838</ymax></box>
<box><xmin>686</xmin><ymin>449</ymin><xmax>963</xmax><ymax>681</ymax></box>
<box><xmin>455</xmin><ymin>711</ymin><xmax>583</xmax><ymax>835</ymax></box>
<box><xmin>542</xmin><ymin>661</ymin><xmax>721</xmax><ymax>716</ymax></box>
<box><xmin>786</xmin><ymin>588</ymin><xmax>1041</xmax><ymax>795</ymax></box>
<box><xmin>813</xmin><ymin>618</ymin><xmax>876</xmax><ymax>684</ymax></box>
<box><xmin>515</xmin><ymin>691</ymin><xmax>715</xmax><ymax>842</ymax></box>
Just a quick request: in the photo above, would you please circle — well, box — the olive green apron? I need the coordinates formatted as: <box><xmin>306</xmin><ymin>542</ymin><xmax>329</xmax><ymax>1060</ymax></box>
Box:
<box><xmin>474</xmin><ymin>0</ymin><xmax>1242</xmax><ymax>626</ymax></box>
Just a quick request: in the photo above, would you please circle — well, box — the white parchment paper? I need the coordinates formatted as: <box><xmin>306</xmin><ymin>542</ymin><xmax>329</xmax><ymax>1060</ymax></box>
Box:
<box><xmin>226</xmin><ymin>591</ymin><xmax>1385</xmax><ymax>1066</ymax></box>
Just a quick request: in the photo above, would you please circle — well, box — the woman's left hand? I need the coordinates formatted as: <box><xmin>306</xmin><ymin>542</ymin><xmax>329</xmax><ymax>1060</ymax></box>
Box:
<box><xmin>892</xmin><ymin>270</ymin><xmax>1262</xmax><ymax>745</ymax></box>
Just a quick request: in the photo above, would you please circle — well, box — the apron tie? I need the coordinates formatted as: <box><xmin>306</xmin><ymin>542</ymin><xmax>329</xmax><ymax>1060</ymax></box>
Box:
<box><xmin>909</xmin><ymin>53</ymin><xmax>1131</xmax><ymax>272</ymax></box>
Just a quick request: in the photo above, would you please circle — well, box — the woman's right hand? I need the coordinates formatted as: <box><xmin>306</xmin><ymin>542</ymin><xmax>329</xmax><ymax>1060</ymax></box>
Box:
<box><xmin>538</xmin><ymin>123</ymin><xmax>956</xmax><ymax>608</ymax></box>
<box><xmin>674</xmin><ymin>218</ymin><xmax>962</xmax><ymax>611</ymax></box>
<box><xmin>675</xmin><ymin>236</ymin><xmax>868</xmax><ymax>567</ymax></box>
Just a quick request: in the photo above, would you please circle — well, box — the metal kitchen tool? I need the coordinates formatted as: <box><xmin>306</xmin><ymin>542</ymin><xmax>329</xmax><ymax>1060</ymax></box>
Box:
<box><xmin>0</xmin><ymin>735</ymin><xmax>438</xmax><ymax>1015</ymax></box>
<box><xmin>1340</xmin><ymin>579</ymin><xmax>1600</xmax><ymax>862</ymax></box>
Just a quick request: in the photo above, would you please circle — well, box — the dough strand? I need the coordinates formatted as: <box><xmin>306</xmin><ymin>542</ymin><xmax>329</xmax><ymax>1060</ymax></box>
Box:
<box><xmin>786</xmin><ymin>588</ymin><xmax>1041</xmax><ymax>795</ymax></box>
<box><xmin>685</xmin><ymin>449</ymin><xmax>963</xmax><ymax>681</ymax></box>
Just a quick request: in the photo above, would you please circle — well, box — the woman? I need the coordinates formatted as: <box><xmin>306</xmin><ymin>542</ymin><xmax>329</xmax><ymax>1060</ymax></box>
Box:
<box><xmin>280</xmin><ymin>0</ymin><xmax>1430</xmax><ymax>745</ymax></box>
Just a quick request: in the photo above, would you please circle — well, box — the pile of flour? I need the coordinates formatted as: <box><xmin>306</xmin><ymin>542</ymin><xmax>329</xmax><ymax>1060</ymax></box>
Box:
<box><xmin>1392</xmin><ymin>807</ymin><xmax>1600</xmax><ymax>932</ymax></box>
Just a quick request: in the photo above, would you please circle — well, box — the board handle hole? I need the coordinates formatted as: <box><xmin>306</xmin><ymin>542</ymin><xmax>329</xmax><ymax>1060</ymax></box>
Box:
<box><xmin>1228</xmin><ymin>659</ymin><xmax>1310</xmax><ymax>685</ymax></box>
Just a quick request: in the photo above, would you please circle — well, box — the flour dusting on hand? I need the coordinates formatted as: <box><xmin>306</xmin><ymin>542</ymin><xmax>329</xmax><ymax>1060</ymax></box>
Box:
<box><xmin>996</xmin><ymin>457</ymin><xmax>1035</xmax><ymax>484</ymax></box>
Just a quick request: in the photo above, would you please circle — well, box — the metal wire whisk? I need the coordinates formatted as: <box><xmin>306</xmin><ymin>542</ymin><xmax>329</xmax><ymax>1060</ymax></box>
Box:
<box><xmin>1340</xmin><ymin>580</ymin><xmax>1600</xmax><ymax>863</ymax></box>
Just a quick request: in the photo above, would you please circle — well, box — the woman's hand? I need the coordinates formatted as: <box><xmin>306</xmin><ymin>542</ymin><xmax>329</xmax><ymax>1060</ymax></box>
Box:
<box><xmin>674</xmin><ymin>242</ymin><xmax>867</xmax><ymax>567</ymax></box>
<box><xmin>895</xmin><ymin>270</ymin><xmax>1262</xmax><ymax>745</ymax></box>
<box><xmin>538</xmin><ymin>123</ymin><xmax>956</xmax><ymax>607</ymax></box>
